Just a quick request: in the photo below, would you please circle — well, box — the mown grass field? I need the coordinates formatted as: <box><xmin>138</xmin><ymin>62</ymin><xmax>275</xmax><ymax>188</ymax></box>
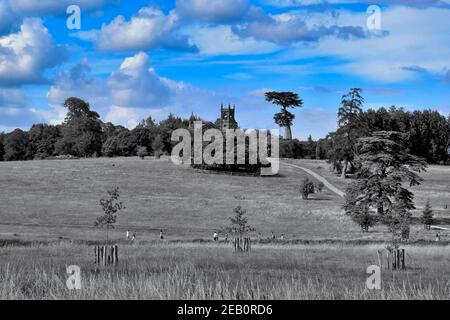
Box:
<box><xmin>1</xmin><ymin>242</ymin><xmax>450</xmax><ymax>299</ymax></box>
<box><xmin>0</xmin><ymin>157</ymin><xmax>449</xmax><ymax>242</ymax></box>
<box><xmin>1</xmin><ymin>157</ymin><xmax>450</xmax><ymax>300</ymax></box>
<box><xmin>0</xmin><ymin>157</ymin><xmax>351</xmax><ymax>242</ymax></box>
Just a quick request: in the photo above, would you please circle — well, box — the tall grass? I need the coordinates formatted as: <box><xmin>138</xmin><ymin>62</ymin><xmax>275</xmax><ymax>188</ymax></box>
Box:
<box><xmin>1</xmin><ymin>242</ymin><xmax>450</xmax><ymax>300</ymax></box>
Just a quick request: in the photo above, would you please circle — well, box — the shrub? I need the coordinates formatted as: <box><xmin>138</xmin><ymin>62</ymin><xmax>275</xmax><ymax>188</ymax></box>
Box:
<box><xmin>136</xmin><ymin>146</ymin><xmax>148</xmax><ymax>159</ymax></box>
<box><xmin>300</xmin><ymin>178</ymin><xmax>315</xmax><ymax>200</ymax></box>
<box><xmin>317</xmin><ymin>182</ymin><xmax>325</xmax><ymax>193</ymax></box>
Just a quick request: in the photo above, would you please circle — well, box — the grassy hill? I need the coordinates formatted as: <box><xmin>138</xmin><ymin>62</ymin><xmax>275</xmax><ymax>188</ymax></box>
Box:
<box><xmin>0</xmin><ymin>157</ymin><xmax>449</xmax><ymax>243</ymax></box>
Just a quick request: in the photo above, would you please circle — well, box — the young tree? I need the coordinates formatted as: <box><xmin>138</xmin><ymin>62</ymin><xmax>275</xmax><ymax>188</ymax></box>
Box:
<box><xmin>420</xmin><ymin>200</ymin><xmax>434</xmax><ymax>230</ymax></box>
<box><xmin>95</xmin><ymin>187</ymin><xmax>125</xmax><ymax>243</ymax></box>
<box><xmin>344</xmin><ymin>131</ymin><xmax>427</xmax><ymax>242</ymax></box>
<box><xmin>300</xmin><ymin>178</ymin><xmax>315</xmax><ymax>200</ymax></box>
<box><xmin>265</xmin><ymin>91</ymin><xmax>303</xmax><ymax>140</ymax></box>
<box><xmin>222</xmin><ymin>206</ymin><xmax>255</xmax><ymax>241</ymax></box>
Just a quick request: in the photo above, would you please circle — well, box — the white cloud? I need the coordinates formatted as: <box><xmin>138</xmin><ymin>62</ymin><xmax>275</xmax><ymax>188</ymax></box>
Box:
<box><xmin>105</xmin><ymin>105</ymin><xmax>169</xmax><ymax>128</ymax></box>
<box><xmin>87</xmin><ymin>7</ymin><xmax>196</xmax><ymax>52</ymax></box>
<box><xmin>0</xmin><ymin>18</ymin><xmax>66</xmax><ymax>85</ymax></box>
<box><xmin>279</xmin><ymin>6</ymin><xmax>450</xmax><ymax>82</ymax></box>
<box><xmin>47</xmin><ymin>52</ymin><xmax>186</xmax><ymax>127</ymax></box>
<box><xmin>108</xmin><ymin>52</ymin><xmax>174</xmax><ymax>108</ymax></box>
<box><xmin>185</xmin><ymin>25</ymin><xmax>279</xmax><ymax>55</ymax></box>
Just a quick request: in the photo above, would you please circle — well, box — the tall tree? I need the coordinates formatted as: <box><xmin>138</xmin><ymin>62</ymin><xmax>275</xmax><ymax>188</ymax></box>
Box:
<box><xmin>344</xmin><ymin>131</ymin><xmax>427</xmax><ymax>242</ymax></box>
<box><xmin>336</xmin><ymin>88</ymin><xmax>366</xmax><ymax>178</ymax></box>
<box><xmin>55</xmin><ymin>97</ymin><xmax>103</xmax><ymax>157</ymax></box>
<box><xmin>265</xmin><ymin>91</ymin><xmax>303</xmax><ymax>140</ymax></box>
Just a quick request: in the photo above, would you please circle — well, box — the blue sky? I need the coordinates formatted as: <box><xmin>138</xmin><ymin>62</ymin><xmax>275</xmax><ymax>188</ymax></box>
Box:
<box><xmin>0</xmin><ymin>0</ymin><xmax>449</xmax><ymax>139</ymax></box>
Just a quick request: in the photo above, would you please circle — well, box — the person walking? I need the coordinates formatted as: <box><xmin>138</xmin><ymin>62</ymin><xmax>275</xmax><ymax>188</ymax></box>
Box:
<box><xmin>213</xmin><ymin>231</ymin><xmax>218</xmax><ymax>242</ymax></box>
<box><xmin>160</xmin><ymin>229</ymin><xmax>164</xmax><ymax>240</ymax></box>
<box><xmin>126</xmin><ymin>230</ymin><xmax>130</xmax><ymax>240</ymax></box>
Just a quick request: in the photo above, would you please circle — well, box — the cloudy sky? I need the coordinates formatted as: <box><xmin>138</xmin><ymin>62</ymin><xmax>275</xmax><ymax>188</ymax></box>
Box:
<box><xmin>0</xmin><ymin>0</ymin><xmax>449</xmax><ymax>139</ymax></box>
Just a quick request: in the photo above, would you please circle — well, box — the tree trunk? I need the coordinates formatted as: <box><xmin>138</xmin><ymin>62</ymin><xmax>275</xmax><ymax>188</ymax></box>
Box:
<box><xmin>284</xmin><ymin>126</ymin><xmax>292</xmax><ymax>140</ymax></box>
<box><xmin>341</xmin><ymin>160</ymin><xmax>348</xmax><ymax>178</ymax></box>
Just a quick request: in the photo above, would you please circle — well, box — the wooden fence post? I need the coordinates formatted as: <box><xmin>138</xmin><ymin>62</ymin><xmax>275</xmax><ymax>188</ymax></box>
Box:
<box><xmin>401</xmin><ymin>249</ymin><xmax>405</xmax><ymax>270</ymax></box>
<box><xmin>94</xmin><ymin>245</ymin><xmax>119</xmax><ymax>266</ymax></box>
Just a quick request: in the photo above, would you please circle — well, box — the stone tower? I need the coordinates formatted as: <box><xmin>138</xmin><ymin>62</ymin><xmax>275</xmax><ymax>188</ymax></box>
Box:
<box><xmin>216</xmin><ymin>104</ymin><xmax>239</xmax><ymax>131</ymax></box>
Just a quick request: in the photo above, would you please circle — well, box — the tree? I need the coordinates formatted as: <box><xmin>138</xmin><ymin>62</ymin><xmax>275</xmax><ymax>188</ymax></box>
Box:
<box><xmin>265</xmin><ymin>91</ymin><xmax>303</xmax><ymax>140</ymax></box>
<box><xmin>28</xmin><ymin>124</ymin><xmax>60</xmax><ymax>159</ymax></box>
<box><xmin>336</xmin><ymin>88</ymin><xmax>366</xmax><ymax>178</ymax></box>
<box><xmin>300</xmin><ymin>178</ymin><xmax>315</xmax><ymax>200</ymax></box>
<box><xmin>344</xmin><ymin>131</ymin><xmax>427</xmax><ymax>242</ymax></box>
<box><xmin>420</xmin><ymin>200</ymin><xmax>434</xmax><ymax>230</ymax></box>
<box><xmin>4</xmin><ymin>129</ymin><xmax>30</xmax><ymax>161</ymax></box>
<box><xmin>55</xmin><ymin>97</ymin><xmax>103</xmax><ymax>157</ymax></box>
<box><xmin>344</xmin><ymin>183</ymin><xmax>377</xmax><ymax>232</ymax></box>
<box><xmin>151</xmin><ymin>134</ymin><xmax>164</xmax><ymax>158</ymax></box>
<box><xmin>222</xmin><ymin>206</ymin><xmax>255</xmax><ymax>240</ymax></box>
<box><xmin>317</xmin><ymin>182</ymin><xmax>325</xmax><ymax>193</ymax></box>
<box><xmin>102</xmin><ymin>127</ymin><xmax>137</xmax><ymax>157</ymax></box>
<box><xmin>95</xmin><ymin>187</ymin><xmax>125</xmax><ymax>243</ymax></box>
<box><xmin>0</xmin><ymin>132</ymin><xmax>5</xmax><ymax>161</ymax></box>
<box><xmin>136</xmin><ymin>146</ymin><xmax>148</xmax><ymax>159</ymax></box>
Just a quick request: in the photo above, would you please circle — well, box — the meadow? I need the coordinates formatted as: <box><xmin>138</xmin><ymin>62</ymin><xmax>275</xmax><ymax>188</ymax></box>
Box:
<box><xmin>1</xmin><ymin>157</ymin><xmax>450</xmax><ymax>300</ymax></box>
<box><xmin>1</xmin><ymin>242</ymin><xmax>450</xmax><ymax>300</ymax></box>
<box><xmin>0</xmin><ymin>157</ymin><xmax>448</xmax><ymax>243</ymax></box>
<box><xmin>0</xmin><ymin>157</ymin><xmax>353</xmax><ymax>242</ymax></box>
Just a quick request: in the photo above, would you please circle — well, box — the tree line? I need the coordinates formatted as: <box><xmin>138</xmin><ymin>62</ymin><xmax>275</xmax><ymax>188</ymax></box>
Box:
<box><xmin>275</xmin><ymin>89</ymin><xmax>449</xmax><ymax>166</ymax></box>
<box><xmin>1</xmin><ymin>93</ymin><xmax>449</xmax><ymax>164</ymax></box>
<box><xmin>0</xmin><ymin>97</ymin><xmax>194</xmax><ymax>161</ymax></box>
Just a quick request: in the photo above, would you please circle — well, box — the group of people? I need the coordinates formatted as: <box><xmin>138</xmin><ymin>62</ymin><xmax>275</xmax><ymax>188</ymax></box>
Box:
<box><xmin>213</xmin><ymin>232</ymin><xmax>228</xmax><ymax>242</ymax></box>
<box><xmin>211</xmin><ymin>231</ymin><xmax>286</xmax><ymax>242</ymax></box>
<box><xmin>126</xmin><ymin>230</ymin><xmax>137</xmax><ymax>241</ymax></box>
<box><xmin>126</xmin><ymin>229</ymin><xmax>165</xmax><ymax>241</ymax></box>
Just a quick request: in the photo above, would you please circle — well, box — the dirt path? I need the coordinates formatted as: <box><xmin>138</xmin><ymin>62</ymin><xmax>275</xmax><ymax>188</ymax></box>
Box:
<box><xmin>283</xmin><ymin>162</ymin><xmax>345</xmax><ymax>198</ymax></box>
